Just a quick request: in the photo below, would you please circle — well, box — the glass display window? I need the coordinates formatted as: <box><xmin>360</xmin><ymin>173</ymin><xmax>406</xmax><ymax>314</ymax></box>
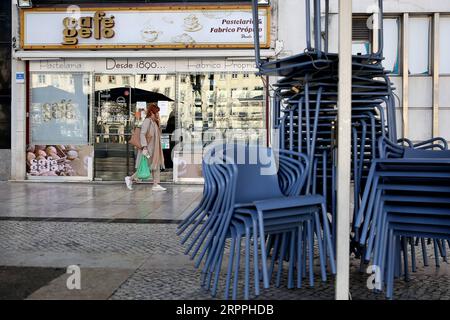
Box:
<box><xmin>174</xmin><ymin>72</ymin><xmax>266</xmax><ymax>181</ymax></box>
<box><xmin>29</xmin><ymin>73</ymin><xmax>91</xmax><ymax>145</ymax></box>
<box><xmin>28</xmin><ymin>72</ymin><xmax>93</xmax><ymax>178</ymax></box>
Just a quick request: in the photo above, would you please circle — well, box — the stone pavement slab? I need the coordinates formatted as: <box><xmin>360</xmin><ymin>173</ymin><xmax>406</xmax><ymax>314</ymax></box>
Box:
<box><xmin>27</xmin><ymin>268</ymin><xmax>136</xmax><ymax>300</ymax></box>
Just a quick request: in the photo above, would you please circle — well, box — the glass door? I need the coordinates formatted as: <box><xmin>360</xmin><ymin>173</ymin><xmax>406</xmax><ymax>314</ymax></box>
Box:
<box><xmin>93</xmin><ymin>74</ymin><xmax>135</xmax><ymax>181</ymax></box>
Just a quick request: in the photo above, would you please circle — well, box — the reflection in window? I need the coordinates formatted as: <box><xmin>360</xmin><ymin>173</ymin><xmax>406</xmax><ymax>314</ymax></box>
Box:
<box><xmin>176</xmin><ymin>73</ymin><xmax>266</xmax><ymax>149</ymax></box>
<box><xmin>383</xmin><ymin>18</ymin><xmax>401</xmax><ymax>74</ymax></box>
<box><xmin>409</xmin><ymin>17</ymin><xmax>431</xmax><ymax>75</ymax></box>
<box><xmin>440</xmin><ymin>17</ymin><xmax>450</xmax><ymax>74</ymax></box>
<box><xmin>30</xmin><ymin>73</ymin><xmax>90</xmax><ymax>145</ymax></box>
<box><xmin>108</xmin><ymin>76</ymin><xmax>116</xmax><ymax>84</ymax></box>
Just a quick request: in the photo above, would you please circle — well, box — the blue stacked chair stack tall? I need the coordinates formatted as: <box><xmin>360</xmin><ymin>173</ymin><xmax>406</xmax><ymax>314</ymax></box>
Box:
<box><xmin>178</xmin><ymin>0</ymin><xmax>450</xmax><ymax>299</ymax></box>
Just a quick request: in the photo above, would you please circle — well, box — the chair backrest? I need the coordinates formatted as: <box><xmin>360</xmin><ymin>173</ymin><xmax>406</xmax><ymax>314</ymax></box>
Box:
<box><xmin>222</xmin><ymin>143</ymin><xmax>284</xmax><ymax>204</ymax></box>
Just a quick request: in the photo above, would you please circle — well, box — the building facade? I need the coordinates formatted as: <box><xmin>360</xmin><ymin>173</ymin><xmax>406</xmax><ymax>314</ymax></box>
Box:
<box><xmin>9</xmin><ymin>0</ymin><xmax>450</xmax><ymax>183</ymax></box>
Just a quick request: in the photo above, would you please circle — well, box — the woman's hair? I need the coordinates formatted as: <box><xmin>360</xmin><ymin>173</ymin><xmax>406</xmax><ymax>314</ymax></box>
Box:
<box><xmin>146</xmin><ymin>102</ymin><xmax>160</xmax><ymax>126</ymax></box>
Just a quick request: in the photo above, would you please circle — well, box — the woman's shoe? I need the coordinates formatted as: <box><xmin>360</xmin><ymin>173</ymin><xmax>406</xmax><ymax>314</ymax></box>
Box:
<box><xmin>152</xmin><ymin>184</ymin><xmax>167</xmax><ymax>191</ymax></box>
<box><xmin>125</xmin><ymin>176</ymin><xmax>133</xmax><ymax>190</ymax></box>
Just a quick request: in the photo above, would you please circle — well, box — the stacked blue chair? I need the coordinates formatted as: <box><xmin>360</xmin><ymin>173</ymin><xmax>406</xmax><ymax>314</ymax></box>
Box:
<box><xmin>178</xmin><ymin>143</ymin><xmax>336</xmax><ymax>299</ymax></box>
<box><xmin>354</xmin><ymin>138</ymin><xmax>450</xmax><ymax>298</ymax></box>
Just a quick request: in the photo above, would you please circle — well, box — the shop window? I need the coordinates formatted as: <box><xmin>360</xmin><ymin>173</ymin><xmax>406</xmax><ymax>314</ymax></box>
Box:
<box><xmin>154</xmin><ymin>75</ymin><xmax>160</xmax><ymax>81</ymax></box>
<box><xmin>29</xmin><ymin>73</ymin><xmax>94</xmax><ymax>178</ymax></box>
<box><xmin>409</xmin><ymin>17</ymin><xmax>431</xmax><ymax>75</ymax></box>
<box><xmin>139</xmin><ymin>74</ymin><xmax>147</xmax><ymax>83</ymax></box>
<box><xmin>30</xmin><ymin>73</ymin><xmax>90</xmax><ymax>146</ymax></box>
<box><xmin>38</xmin><ymin>74</ymin><xmax>46</xmax><ymax>84</ymax></box>
<box><xmin>108</xmin><ymin>75</ymin><xmax>116</xmax><ymax>84</ymax></box>
<box><xmin>175</xmin><ymin>72</ymin><xmax>266</xmax><ymax>181</ymax></box>
<box><xmin>440</xmin><ymin>17</ymin><xmax>450</xmax><ymax>74</ymax></box>
<box><xmin>383</xmin><ymin>17</ymin><xmax>401</xmax><ymax>74</ymax></box>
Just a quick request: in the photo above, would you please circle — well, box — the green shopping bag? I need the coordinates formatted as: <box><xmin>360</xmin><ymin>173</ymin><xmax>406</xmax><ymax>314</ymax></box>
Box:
<box><xmin>136</xmin><ymin>155</ymin><xmax>152</xmax><ymax>180</ymax></box>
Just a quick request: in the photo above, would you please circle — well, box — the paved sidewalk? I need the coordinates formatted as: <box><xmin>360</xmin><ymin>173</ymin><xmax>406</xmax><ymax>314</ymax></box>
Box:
<box><xmin>0</xmin><ymin>182</ymin><xmax>202</xmax><ymax>221</ymax></box>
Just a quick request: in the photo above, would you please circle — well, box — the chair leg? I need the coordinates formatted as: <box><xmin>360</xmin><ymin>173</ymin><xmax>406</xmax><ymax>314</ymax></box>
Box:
<box><xmin>224</xmin><ymin>236</ymin><xmax>236</xmax><ymax>300</ymax></box>
<box><xmin>321</xmin><ymin>203</ymin><xmax>336</xmax><ymax>274</ymax></box>
<box><xmin>442</xmin><ymin>240</ymin><xmax>448</xmax><ymax>262</ymax></box>
<box><xmin>288</xmin><ymin>230</ymin><xmax>296</xmax><ymax>289</ymax></box>
<box><xmin>386</xmin><ymin>230</ymin><xmax>395</xmax><ymax>300</ymax></box>
<box><xmin>421</xmin><ymin>238</ymin><xmax>429</xmax><ymax>267</ymax></box>
<box><xmin>307</xmin><ymin>220</ymin><xmax>314</xmax><ymax>287</ymax></box>
<box><xmin>402</xmin><ymin>237</ymin><xmax>410</xmax><ymax>282</ymax></box>
<box><xmin>269</xmin><ymin>234</ymin><xmax>280</xmax><ymax>284</ymax></box>
<box><xmin>276</xmin><ymin>233</ymin><xmax>287</xmax><ymax>288</ymax></box>
<box><xmin>257</xmin><ymin>211</ymin><xmax>270</xmax><ymax>288</ymax></box>
<box><xmin>244</xmin><ymin>227</ymin><xmax>251</xmax><ymax>300</ymax></box>
<box><xmin>303</xmin><ymin>226</ymin><xmax>308</xmax><ymax>279</ymax></box>
<box><xmin>297</xmin><ymin>225</ymin><xmax>303</xmax><ymax>288</ymax></box>
<box><xmin>314</xmin><ymin>212</ymin><xmax>327</xmax><ymax>282</ymax></box>
<box><xmin>211</xmin><ymin>241</ymin><xmax>226</xmax><ymax>297</ymax></box>
<box><xmin>410</xmin><ymin>238</ymin><xmax>417</xmax><ymax>273</ymax></box>
<box><xmin>252</xmin><ymin>218</ymin><xmax>261</xmax><ymax>296</ymax></box>
<box><xmin>232</xmin><ymin>235</ymin><xmax>242</xmax><ymax>300</ymax></box>
<box><xmin>433</xmin><ymin>240</ymin><xmax>440</xmax><ymax>268</ymax></box>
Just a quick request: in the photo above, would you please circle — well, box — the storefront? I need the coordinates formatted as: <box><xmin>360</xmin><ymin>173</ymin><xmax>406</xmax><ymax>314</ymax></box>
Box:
<box><xmin>14</xmin><ymin>3</ymin><xmax>274</xmax><ymax>183</ymax></box>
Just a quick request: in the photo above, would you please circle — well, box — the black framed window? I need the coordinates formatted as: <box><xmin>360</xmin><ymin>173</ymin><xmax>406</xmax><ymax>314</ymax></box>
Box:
<box><xmin>0</xmin><ymin>1</ymin><xmax>11</xmax><ymax>149</ymax></box>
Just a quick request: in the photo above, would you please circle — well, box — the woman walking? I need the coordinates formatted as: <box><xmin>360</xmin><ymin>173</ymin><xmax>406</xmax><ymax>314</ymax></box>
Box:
<box><xmin>125</xmin><ymin>102</ymin><xmax>166</xmax><ymax>191</ymax></box>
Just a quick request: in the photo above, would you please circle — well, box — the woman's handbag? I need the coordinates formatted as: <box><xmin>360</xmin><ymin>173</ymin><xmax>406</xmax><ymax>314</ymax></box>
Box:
<box><xmin>136</xmin><ymin>155</ymin><xmax>152</xmax><ymax>180</ymax></box>
<box><xmin>129</xmin><ymin>127</ymin><xmax>142</xmax><ymax>149</ymax></box>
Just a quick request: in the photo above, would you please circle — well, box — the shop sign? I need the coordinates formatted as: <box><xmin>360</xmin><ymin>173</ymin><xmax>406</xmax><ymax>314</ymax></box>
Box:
<box><xmin>30</xmin><ymin>58</ymin><xmax>259</xmax><ymax>73</ymax></box>
<box><xmin>62</xmin><ymin>11</ymin><xmax>115</xmax><ymax>45</ymax></box>
<box><xmin>21</xmin><ymin>6</ymin><xmax>270</xmax><ymax>49</ymax></box>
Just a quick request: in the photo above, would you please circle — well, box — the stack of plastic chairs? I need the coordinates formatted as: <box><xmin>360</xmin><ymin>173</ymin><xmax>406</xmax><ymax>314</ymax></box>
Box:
<box><xmin>252</xmin><ymin>0</ymin><xmax>396</xmax><ymax>251</ymax></box>
<box><xmin>178</xmin><ymin>143</ymin><xmax>336</xmax><ymax>299</ymax></box>
<box><xmin>354</xmin><ymin>137</ymin><xmax>450</xmax><ymax>298</ymax></box>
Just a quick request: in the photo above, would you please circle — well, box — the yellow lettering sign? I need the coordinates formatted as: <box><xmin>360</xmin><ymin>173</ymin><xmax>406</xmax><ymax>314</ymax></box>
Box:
<box><xmin>62</xmin><ymin>11</ymin><xmax>115</xmax><ymax>45</ymax></box>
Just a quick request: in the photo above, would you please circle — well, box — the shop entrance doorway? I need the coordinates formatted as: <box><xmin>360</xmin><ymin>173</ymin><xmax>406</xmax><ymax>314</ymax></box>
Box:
<box><xmin>93</xmin><ymin>74</ymin><xmax>135</xmax><ymax>181</ymax></box>
<box><xmin>93</xmin><ymin>74</ymin><xmax>175</xmax><ymax>182</ymax></box>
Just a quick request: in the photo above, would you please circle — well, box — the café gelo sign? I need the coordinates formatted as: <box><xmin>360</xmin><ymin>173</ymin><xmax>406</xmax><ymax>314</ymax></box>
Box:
<box><xmin>62</xmin><ymin>11</ymin><xmax>115</xmax><ymax>45</ymax></box>
<box><xmin>21</xmin><ymin>6</ymin><xmax>270</xmax><ymax>49</ymax></box>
